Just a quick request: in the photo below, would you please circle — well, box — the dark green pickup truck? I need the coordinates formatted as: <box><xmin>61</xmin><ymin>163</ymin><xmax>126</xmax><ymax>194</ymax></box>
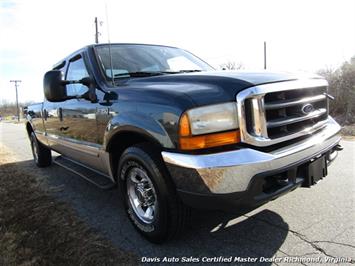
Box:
<box><xmin>26</xmin><ymin>43</ymin><xmax>341</xmax><ymax>243</ymax></box>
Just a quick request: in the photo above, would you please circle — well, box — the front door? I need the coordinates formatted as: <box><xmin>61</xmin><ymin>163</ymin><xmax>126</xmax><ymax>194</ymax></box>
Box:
<box><xmin>58</xmin><ymin>54</ymin><xmax>105</xmax><ymax>172</ymax></box>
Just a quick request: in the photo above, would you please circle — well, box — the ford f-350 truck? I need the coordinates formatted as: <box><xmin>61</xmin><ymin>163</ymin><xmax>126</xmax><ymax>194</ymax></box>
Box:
<box><xmin>26</xmin><ymin>43</ymin><xmax>341</xmax><ymax>243</ymax></box>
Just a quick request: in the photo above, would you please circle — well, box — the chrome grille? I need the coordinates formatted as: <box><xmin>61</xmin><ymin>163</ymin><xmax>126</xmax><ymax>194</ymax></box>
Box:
<box><xmin>236</xmin><ymin>79</ymin><xmax>329</xmax><ymax>146</ymax></box>
<box><xmin>264</xmin><ymin>86</ymin><xmax>328</xmax><ymax>139</ymax></box>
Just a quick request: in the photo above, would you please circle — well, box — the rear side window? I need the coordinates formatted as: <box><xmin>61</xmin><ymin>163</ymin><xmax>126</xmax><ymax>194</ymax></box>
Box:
<box><xmin>66</xmin><ymin>56</ymin><xmax>89</xmax><ymax>97</ymax></box>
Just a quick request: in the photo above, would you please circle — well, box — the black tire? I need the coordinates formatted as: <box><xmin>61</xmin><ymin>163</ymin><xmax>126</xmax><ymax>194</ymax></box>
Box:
<box><xmin>118</xmin><ymin>143</ymin><xmax>190</xmax><ymax>243</ymax></box>
<box><xmin>30</xmin><ymin>132</ymin><xmax>52</xmax><ymax>167</ymax></box>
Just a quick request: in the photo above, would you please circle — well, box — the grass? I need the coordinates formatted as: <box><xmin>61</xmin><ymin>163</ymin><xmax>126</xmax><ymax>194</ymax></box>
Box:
<box><xmin>0</xmin><ymin>144</ymin><xmax>138</xmax><ymax>266</ymax></box>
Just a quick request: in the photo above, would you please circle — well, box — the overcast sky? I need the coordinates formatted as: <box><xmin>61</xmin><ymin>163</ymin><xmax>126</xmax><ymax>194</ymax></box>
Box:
<box><xmin>1</xmin><ymin>0</ymin><xmax>354</xmax><ymax>103</ymax></box>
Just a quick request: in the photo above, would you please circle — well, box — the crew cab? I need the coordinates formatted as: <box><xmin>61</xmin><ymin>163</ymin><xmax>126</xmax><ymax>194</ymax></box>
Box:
<box><xmin>26</xmin><ymin>43</ymin><xmax>341</xmax><ymax>243</ymax></box>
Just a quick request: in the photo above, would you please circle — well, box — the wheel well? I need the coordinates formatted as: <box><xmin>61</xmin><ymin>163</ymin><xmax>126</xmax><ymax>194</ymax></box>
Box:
<box><xmin>107</xmin><ymin>131</ymin><xmax>161</xmax><ymax>180</ymax></box>
<box><xmin>26</xmin><ymin>122</ymin><xmax>33</xmax><ymax>137</ymax></box>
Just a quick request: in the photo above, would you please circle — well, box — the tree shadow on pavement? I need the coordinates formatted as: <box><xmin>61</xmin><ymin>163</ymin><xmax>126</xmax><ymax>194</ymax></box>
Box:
<box><xmin>10</xmin><ymin>159</ymin><xmax>290</xmax><ymax>265</ymax></box>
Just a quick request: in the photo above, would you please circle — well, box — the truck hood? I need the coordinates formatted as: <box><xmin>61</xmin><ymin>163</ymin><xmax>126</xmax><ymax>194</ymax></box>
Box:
<box><xmin>122</xmin><ymin>70</ymin><xmax>323</xmax><ymax>107</ymax></box>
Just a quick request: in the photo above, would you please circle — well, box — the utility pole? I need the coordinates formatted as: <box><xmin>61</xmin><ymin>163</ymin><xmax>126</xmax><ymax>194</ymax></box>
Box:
<box><xmin>10</xmin><ymin>80</ymin><xmax>21</xmax><ymax>122</ymax></box>
<box><xmin>264</xmin><ymin>41</ymin><xmax>267</xmax><ymax>70</ymax></box>
<box><xmin>94</xmin><ymin>17</ymin><xmax>99</xmax><ymax>44</ymax></box>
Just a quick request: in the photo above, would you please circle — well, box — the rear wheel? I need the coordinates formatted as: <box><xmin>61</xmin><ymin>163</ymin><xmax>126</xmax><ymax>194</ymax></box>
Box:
<box><xmin>30</xmin><ymin>132</ymin><xmax>52</xmax><ymax>167</ymax></box>
<box><xmin>118</xmin><ymin>143</ymin><xmax>189</xmax><ymax>243</ymax></box>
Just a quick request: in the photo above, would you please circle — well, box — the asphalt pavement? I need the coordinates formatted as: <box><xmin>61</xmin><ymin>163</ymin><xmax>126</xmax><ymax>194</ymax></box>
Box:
<box><xmin>0</xmin><ymin>122</ymin><xmax>354</xmax><ymax>265</ymax></box>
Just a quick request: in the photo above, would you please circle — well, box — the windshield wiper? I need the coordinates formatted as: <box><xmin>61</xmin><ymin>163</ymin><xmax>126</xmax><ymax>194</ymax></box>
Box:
<box><xmin>161</xmin><ymin>69</ymin><xmax>202</xmax><ymax>74</ymax></box>
<box><xmin>113</xmin><ymin>70</ymin><xmax>203</xmax><ymax>79</ymax></box>
<box><xmin>155</xmin><ymin>70</ymin><xmax>203</xmax><ymax>74</ymax></box>
<box><xmin>176</xmin><ymin>70</ymin><xmax>202</xmax><ymax>73</ymax></box>
<box><xmin>114</xmin><ymin>71</ymin><xmax>166</xmax><ymax>78</ymax></box>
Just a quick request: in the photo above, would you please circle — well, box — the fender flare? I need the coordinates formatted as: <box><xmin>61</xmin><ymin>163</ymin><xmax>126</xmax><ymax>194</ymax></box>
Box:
<box><xmin>103</xmin><ymin>111</ymin><xmax>175</xmax><ymax>151</ymax></box>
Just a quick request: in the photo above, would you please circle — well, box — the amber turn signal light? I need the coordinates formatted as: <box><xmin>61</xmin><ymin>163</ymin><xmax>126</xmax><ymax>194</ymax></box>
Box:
<box><xmin>179</xmin><ymin>130</ymin><xmax>241</xmax><ymax>150</ymax></box>
<box><xmin>179</xmin><ymin>113</ymin><xmax>191</xmax><ymax>137</ymax></box>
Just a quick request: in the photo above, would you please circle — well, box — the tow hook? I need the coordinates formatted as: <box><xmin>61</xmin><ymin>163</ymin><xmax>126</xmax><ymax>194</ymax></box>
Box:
<box><xmin>327</xmin><ymin>144</ymin><xmax>342</xmax><ymax>165</ymax></box>
<box><xmin>334</xmin><ymin>144</ymin><xmax>343</xmax><ymax>151</ymax></box>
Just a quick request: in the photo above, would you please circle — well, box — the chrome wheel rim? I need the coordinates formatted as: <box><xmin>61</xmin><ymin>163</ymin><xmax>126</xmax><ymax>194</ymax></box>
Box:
<box><xmin>126</xmin><ymin>166</ymin><xmax>157</xmax><ymax>224</ymax></box>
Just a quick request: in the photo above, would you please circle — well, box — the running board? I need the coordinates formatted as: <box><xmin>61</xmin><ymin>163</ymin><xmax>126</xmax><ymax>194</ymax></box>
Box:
<box><xmin>54</xmin><ymin>156</ymin><xmax>115</xmax><ymax>190</ymax></box>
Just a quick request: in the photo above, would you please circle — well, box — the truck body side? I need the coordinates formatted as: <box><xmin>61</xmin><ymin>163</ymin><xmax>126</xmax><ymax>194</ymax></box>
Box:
<box><xmin>26</xmin><ymin>43</ymin><xmax>341</xmax><ymax>242</ymax></box>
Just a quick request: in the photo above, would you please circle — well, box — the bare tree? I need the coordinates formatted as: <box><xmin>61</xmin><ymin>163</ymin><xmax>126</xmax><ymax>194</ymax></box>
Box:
<box><xmin>0</xmin><ymin>100</ymin><xmax>35</xmax><ymax>118</ymax></box>
<box><xmin>318</xmin><ymin>55</ymin><xmax>355</xmax><ymax>124</ymax></box>
<box><xmin>220</xmin><ymin>61</ymin><xmax>244</xmax><ymax>70</ymax></box>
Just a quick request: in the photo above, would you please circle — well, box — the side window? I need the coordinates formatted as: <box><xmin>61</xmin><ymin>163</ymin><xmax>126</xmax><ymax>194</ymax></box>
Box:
<box><xmin>66</xmin><ymin>56</ymin><xmax>89</xmax><ymax>97</ymax></box>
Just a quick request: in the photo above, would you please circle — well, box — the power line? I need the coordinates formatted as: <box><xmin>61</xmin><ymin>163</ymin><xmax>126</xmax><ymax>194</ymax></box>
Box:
<box><xmin>10</xmin><ymin>80</ymin><xmax>21</xmax><ymax>122</ymax></box>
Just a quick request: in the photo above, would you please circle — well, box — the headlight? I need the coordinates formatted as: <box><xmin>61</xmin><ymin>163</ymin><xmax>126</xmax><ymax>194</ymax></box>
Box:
<box><xmin>179</xmin><ymin>102</ymin><xmax>240</xmax><ymax>150</ymax></box>
<box><xmin>187</xmin><ymin>102</ymin><xmax>238</xmax><ymax>135</ymax></box>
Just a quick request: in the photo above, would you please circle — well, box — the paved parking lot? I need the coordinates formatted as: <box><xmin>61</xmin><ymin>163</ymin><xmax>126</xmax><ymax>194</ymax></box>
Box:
<box><xmin>1</xmin><ymin>122</ymin><xmax>354</xmax><ymax>265</ymax></box>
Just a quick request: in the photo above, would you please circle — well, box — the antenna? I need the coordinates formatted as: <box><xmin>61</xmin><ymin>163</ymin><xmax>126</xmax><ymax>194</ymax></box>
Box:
<box><xmin>105</xmin><ymin>3</ymin><xmax>115</xmax><ymax>86</ymax></box>
<box><xmin>264</xmin><ymin>41</ymin><xmax>267</xmax><ymax>70</ymax></box>
<box><xmin>94</xmin><ymin>17</ymin><xmax>99</xmax><ymax>44</ymax></box>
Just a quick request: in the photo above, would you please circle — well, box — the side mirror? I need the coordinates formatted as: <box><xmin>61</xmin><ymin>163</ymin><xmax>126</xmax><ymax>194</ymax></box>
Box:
<box><xmin>43</xmin><ymin>70</ymin><xmax>67</xmax><ymax>102</ymax></box>
<box><xmin>43</xmin><ymin>71</ymin><xmax>97</xmax><ymax>102</ymax></box>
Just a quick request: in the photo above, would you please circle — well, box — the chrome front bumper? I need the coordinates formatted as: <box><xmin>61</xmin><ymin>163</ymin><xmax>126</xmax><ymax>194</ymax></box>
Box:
<box><xmin>162</xmin><ymin>117</ymin><xmax>341</xmax><ymax>195</ymax></box>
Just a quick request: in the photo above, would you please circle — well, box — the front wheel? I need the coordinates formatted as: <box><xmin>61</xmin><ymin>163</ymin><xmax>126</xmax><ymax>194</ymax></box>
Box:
<box><xmin>118</xmin><ymin>143</ymin><xmax>189</xmax><ymax>243</ymax></box>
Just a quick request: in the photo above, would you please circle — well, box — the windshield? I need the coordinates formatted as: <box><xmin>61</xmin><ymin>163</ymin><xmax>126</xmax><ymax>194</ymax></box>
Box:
<box><xmin>95</xmin><ymin>44</ymin><xmax>214</xmax><ymax>79</ymax></box>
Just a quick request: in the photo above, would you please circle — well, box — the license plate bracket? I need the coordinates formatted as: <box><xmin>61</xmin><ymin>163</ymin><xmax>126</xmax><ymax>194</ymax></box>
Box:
<box><xmin>303</xmin><ymin>155</ymin><xmax>328</xmax><ymax>187</ymax></box>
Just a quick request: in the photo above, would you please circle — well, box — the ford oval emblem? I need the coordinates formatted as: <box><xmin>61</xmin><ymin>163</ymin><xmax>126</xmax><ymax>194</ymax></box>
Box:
<box><xmin>301</xmin><ymin>103</ymin><xmax>314</xmax><ymax>114</ymax></box>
